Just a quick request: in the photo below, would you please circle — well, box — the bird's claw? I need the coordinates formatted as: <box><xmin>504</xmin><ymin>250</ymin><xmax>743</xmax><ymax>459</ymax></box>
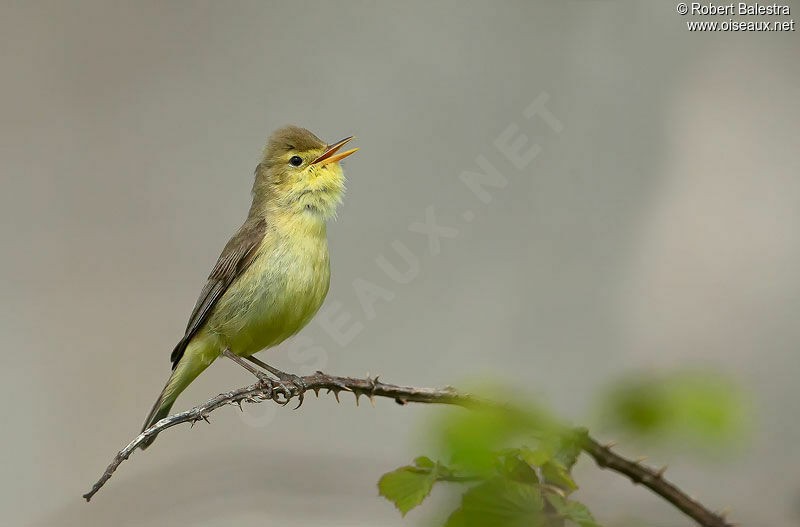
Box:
<box><xmin>264</xmin><ymin>374</ymin><xmax>306</xmax><ymax>407</ymax></box>
<box><xmin>272</xmin><ymin>380</ymin><xmax>293</xmax><ymax>405</ymax></box>
<box><xmin>256</xmin><ymin>373</ymin><xmax>274</xmax><ymax>393</ymax></box>
<box><xmin>279</xmin><ymin>374</ymin><xmax>307</xmax><ymax>409</ymax></box>
<box><xmin>288</xmin><ymin>375</ymin><xmax>307</xmax><ymax>409</ymax></box>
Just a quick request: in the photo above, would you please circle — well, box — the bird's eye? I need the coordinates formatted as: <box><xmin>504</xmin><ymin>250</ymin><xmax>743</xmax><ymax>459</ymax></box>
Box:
<box><xmin>289</xmin><ymin>156</ymin><xmax>303</xmax><ymax>167</ymax></box>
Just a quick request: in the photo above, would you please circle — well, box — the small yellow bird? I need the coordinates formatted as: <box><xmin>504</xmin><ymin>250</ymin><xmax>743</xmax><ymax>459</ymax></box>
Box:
<box><xmin>140</xmin><ymin>126</ymin><xmax>357</xmax><ymax>448</ymax></box>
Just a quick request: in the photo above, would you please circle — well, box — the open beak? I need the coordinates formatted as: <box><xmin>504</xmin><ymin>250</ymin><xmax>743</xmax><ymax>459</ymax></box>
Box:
<box><xmin>311</xmin><ymin>136</ymin><xmax>358</xmax><ymax>166</ymax></box>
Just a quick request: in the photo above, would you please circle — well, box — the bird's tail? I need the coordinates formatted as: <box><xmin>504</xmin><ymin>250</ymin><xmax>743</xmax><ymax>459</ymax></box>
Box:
<box><xmin>140</xmin><ymin>338</ymin><xmax>215</xmax><ymax>450</ymax></box>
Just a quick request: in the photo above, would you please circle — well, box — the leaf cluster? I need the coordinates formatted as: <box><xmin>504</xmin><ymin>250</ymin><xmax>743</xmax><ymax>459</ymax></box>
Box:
<box><xmin>379</xmin><ymin>404</ymin><xmax>599</xmax><ymax>526</ymax></box>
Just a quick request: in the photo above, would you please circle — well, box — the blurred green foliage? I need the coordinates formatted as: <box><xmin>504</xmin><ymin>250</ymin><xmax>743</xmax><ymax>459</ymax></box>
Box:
<box><xmin>599</xmin><ymin>370</ymin><xmax>749</xmax><ymax>447</ymax></box>
<box><xmin>435</xmin><ymin>401</ymin><xmax>560</xmax><ymax>476</ymax></box>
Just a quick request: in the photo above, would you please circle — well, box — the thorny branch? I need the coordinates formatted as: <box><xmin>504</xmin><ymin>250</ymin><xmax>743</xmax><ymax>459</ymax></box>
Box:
<box><xmin>83</xmin><ymin>371</ymin><xmax>734</xmax><ymax>527</ymax></box>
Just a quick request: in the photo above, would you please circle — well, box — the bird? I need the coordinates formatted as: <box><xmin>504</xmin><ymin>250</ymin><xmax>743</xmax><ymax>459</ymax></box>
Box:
<box><xmin>140</xmin><ymin>126</ymin><xmax>357</xmax><ymax>449</ymax></box>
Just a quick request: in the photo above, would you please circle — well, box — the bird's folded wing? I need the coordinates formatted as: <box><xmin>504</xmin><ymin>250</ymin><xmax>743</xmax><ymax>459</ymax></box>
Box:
<box><xmin>170</xmin><ymin>217</ymin><xmax>267</xmax><ymax>368</ymax></box>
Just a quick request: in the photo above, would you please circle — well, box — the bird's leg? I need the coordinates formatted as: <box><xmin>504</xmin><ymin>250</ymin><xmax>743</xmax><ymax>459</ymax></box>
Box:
<box><xmin>221</xmin><ymin>349</ymin><xmax>275</xmax><ymax>393</ymax></box>
<box><xmin>245</xmin><ymin>355</ymin><xmax>307</xmax><ymax>408</ymax></box>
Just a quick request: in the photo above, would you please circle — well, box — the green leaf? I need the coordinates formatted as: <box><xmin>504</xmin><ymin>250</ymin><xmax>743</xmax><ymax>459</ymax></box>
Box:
<box><xmin>502</xmin><ymin>454</ymin><xmax>540</xmax><ymax>484</ymax></box>
<box><xmin>378</xmin><ymin>465</ymin><xmax>438</xmax><ymax>516</ymax></box>
<box><xmin>541</xmin><ymin>461</ymin><xmax>578</xmax><ymax>492</ymax></box>
<box><xmin>445</xmin><ymin>478</ymin><xmax>545</xmax><ymax>527</ymax></box>
<box><xmin>601</xmin><ymin>370</ymin><xmax>749</xmax><ymax>447</ymax></box>
<box><xmin>435</xmin><ymin>403</ymin><xmax>559</xmax><ymax>476</ymax></box>
<box><xmin>444</xmin><ymin>507</ymin><xmax>467</xmax><ymax>527</ymax></box>
<box><xmin>439</xmin><ymin>408</ymin><xmax>524</xmax><ymax>475</ymax></box>
<box><xmin>546</xmin><ymin>494</ymin><xmax>601</xmax><ymax>527</ymax></box>
<box><xmin>551</xmin><ymin>428</ymin><xmax>586</xmax><ymax>469</ymax></box>
<box><xmin>519</xmin><ymin>447</ymin><xmax>552</xmax><ymax>468</ymax></box>
<box><xmin>414</xmin><ymin>456</ymin><xmax>436</xmax><ymax>469</ymax></box>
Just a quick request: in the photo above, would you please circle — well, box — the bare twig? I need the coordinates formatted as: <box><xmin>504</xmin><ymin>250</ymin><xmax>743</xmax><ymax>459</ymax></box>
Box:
<box><xmin>581</xmin><ymin>438</ymin><xmax>731</xmax><ymax>527</ymax></box>
<box><xmin>83</xmin><ymin>371</ymin><xmax>733</xmax><ymax>527</ymax></box>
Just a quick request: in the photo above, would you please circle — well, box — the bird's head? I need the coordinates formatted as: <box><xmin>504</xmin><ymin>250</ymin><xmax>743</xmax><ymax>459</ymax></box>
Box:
<box><xmin>253</xmin><ymin>125</ymin><xmax>357</xmax><ymax>221</ymax></box>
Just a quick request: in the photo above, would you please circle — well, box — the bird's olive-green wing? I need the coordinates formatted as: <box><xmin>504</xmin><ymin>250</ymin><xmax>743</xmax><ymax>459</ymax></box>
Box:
<box><xmin>169</xmin><ymin>218</ymin><xmax>266</xmax><ymax>368</ymax></box>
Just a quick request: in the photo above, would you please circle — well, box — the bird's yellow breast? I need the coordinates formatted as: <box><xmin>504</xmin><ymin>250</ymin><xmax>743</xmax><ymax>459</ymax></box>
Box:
<box><xmin>207</xmin><ymin>212</ymin><xmax>330</xmax><ymax>357</ymax></box>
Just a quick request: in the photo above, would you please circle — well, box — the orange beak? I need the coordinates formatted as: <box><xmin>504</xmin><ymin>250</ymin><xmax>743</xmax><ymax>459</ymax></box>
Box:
<box><xmin>311</xmin><ymin>136</ymin><xmax>358</xmax><ymax>166</ymax></box>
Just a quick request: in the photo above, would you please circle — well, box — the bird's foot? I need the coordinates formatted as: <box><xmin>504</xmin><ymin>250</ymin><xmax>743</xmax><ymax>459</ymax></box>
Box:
<box><xmin>271</xmin><ymin>372</ymin><xmax>307</xmax><ymax>409</ymax></box>
<box><xmin>245</xmin><ymin>356</ymin><xmax>307</xmax><ymax>408</ymax></box>
<box><xmin>254</xmin><ymin>372</ymin><xmax>277</xmax><ymax>396</ymax></box>
<box><xmin>253</xmin><ymin>373</ymin><xmax>301</xmax><ymax>407</ymax></box>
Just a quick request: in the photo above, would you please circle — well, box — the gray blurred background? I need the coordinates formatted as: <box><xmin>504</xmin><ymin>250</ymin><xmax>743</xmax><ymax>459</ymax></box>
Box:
<box><xmin>2</xmin><ymin>1</ymin><xmax>798</xmax><ymax>526</ymax></box>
